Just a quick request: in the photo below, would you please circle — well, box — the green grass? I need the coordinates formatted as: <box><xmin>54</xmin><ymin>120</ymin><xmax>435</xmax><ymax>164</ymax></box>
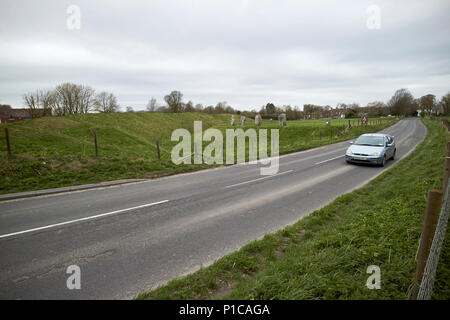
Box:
<box><xmin>0</xmin><ymin>113</ymin><xmax>395</xmax><ymax>194</ymax></box>
<box><xmin>136</xmin><ymin>118</ymin><xmax>450</xmax><ymax>300</ymax></box>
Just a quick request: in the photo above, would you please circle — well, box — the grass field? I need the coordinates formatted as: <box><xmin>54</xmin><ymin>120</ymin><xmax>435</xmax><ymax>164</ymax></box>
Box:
<box><xmin>0</xmin><ymin>112</ymin><xmax>396</xmax><ymax>194</ymax></box>
<box><xmin>136</xmin><ymin>118</ymin><xmax>450</xmax><ymax>300</ymax></box>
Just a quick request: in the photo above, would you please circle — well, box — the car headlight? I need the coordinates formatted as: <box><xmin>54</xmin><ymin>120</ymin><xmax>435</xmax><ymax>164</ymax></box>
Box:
<box><xmin>346</xmin><ymin>150</ymin><xmax>353</xmax><ymax>155</ymax></box>
<box><xmin>369</xmin><ymin>151</ymin><xmax>381</xmax><ymax>156</ymax></box>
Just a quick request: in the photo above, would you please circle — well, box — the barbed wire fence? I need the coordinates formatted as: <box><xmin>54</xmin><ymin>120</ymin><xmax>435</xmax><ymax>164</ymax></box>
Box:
<box><xmin>417</xmin><ymin>177</ymin><xmax>450</xmax><ymax>299</ymax></box>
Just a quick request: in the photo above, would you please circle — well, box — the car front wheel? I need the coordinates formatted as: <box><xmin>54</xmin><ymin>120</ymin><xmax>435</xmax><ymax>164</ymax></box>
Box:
<box><xmin>380</xmin><ymin>155</ymin><xmax>386</xmax><ymax>167</ymax></box>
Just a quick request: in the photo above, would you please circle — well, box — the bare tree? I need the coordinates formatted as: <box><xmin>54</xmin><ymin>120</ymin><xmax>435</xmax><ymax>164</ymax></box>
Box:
<box><xmin>146</xmin><ymin>97</ymin><xmax>158</xmax><ymax>112</ymax></box>
<box><xmin>440</xmin><ymin>92</ymin><xmax>450</xmax><ymax>116</ymax></box>
<box><xmin>184</xmin><ymin>100</ymin><xmax>195</xmax><ymax>112</ymax></box>
<box><xmin>50</xmin><ymin>90</ymin><xmax>65</xmax><ymax>116</ymax></box>
<box><xmin>214</xmin><ymin>101</ymin><xmax>227</xmax><ymax>114</ymax></box>
<box><xmin>365</xmin><ymin>101</ymin><xmax>389</xmax><ymax>117</ymax></box>
<box><xmin>419</xmin><ymin>94</ymin><xmax>436</xmax><ymax>116</ymax></box>
<box><xmin>39</xmin><ymin>90</ymin><xmax>55</xmax><ymax>116</ymax></box>
<box><xmin>225</xmin><ymin>105</ymin><xmax>235</xmax><ymax>114</ymax></box>
<box><xmin>433</xmin><ymin>101</ymin><xmax>444</xmax><ymax>116</ymax></box>
<box><xmin>388</xmin><ymin>88</ymin><xmax>415</xmax><ymax>116</ymax></box>
<box><xmin>164</xmin><ymin>91</ymin><xmax>183</xmax><ymax>113</ymax></box>
<box><xmin>94</xmin><ymin>92</ymin><xmax>120</xmax><ymax>113</ymax></box>
<box><xmin>126</xmin><ymin>106</ymin><xmax>134</xmax><ymax>112</ymax></box>
<box><xmin>23</xmin><ymin>91</ymin><xmax>41</xmax><ymax>118</ymax></box>
<box><xmin>54</xmin><ymin>83</ymin><xmax>78</xmax><ymax>115</ymax></box>
<box><xmin>53</xmin><ymin>83</ymin><xmax>94</xmax><ymax>115</ymax></box>
<box><xmin>195</xmin><ymin>103</ymin><xmax>204</xmax><ymax>112</ymax></box>
<box><xmin>204</xmin><ymin>105</ymin><xmax>214</xmax><ymax>114</ymax></box>
<box><xmin>78</xmin><ymin>85</ymin><xmax>96</xmax><ymax>114</ymax></box>
<box><xmin>265</xmin><ymin>103</ymin><xmax>276</xmax><ymax>114</ymax></box>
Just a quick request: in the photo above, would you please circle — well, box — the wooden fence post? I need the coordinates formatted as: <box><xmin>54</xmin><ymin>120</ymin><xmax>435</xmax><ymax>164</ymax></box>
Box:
<box><xmin>444</xmin><ymin>141</ymin><xmax>450</xmax><ymax>192</ymax></box>
<box><xmin>410</xmin><ymin>189</ymin><xmax>444</xmax><ymax>299</ymax></box>
<box><xmin>156</xmin><ymin>140</ymin><xmax>161</xmax><ymax>161</ymax></box>
<box><xmin>5</xmin><ymin>127</ymin><xmax>11</xmax><ymax>157</ymax></box>
<box><xmin>91</xmin><ymin>129</ymin><xmax>98</xmax><ymax>159</ymax></box>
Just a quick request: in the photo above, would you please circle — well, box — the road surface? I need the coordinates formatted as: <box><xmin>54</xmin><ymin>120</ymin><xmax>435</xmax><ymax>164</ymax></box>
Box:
<box><xmin>0</xmin><ymin>118</ymin><xmax>426</xmax><ymax>299</ymax></box>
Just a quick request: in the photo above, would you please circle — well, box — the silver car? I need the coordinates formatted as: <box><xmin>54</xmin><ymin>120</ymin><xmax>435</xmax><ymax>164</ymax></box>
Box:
<box><xmin>345</xmin><ymin>133</ymin><xmax>396</xmax><ymax>167</ymax></box>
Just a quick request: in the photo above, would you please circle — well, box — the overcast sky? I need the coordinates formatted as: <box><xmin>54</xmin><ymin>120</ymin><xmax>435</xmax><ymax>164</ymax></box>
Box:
<box><xmin>1</xmin><ymin>0</ymin><xmax>449</xmax><ymax>111</ymax></box>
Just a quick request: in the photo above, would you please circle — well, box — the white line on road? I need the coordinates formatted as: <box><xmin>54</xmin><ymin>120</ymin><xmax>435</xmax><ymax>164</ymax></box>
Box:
<box><xmin>0</xmin><ymin>200</ymin><xmax>169</xmax><ymax>239</ymax></box>
<box><xmin>314</xmin><ymin>155</ymin><xmax>345</xmax><ymax>165</ymax></box>
<box><xmin>224</xmin><ymin>170</ymin><xmax>293</xmax><ymax>189</ymax></box>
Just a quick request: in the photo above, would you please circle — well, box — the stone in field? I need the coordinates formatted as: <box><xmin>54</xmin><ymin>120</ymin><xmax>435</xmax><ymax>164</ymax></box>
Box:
<box><xmin>255</xmin><ymin>114</ymin><xmax>262</xmax><ymax>126</ymax></box>
<box><xmin>278</xmin><ymin>113</ymin><xmax>287</xmax><ymax>126</ymax></box>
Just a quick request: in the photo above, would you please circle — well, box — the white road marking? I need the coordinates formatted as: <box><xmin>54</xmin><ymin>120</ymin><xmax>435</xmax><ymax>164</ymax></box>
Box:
<box><xmin>314</xmin><ymin>155</ymin><xmax>345</xmax><ymax>165</ymax></box>
<box><xmin>0</xmin><ymin>200</ymin><xmax>169</xmax><ymax>239</ymax></box>
<box><xmin>224</xmin><ymin>170</ymin><xmax>293</xmax><ymax>189</ymax></box>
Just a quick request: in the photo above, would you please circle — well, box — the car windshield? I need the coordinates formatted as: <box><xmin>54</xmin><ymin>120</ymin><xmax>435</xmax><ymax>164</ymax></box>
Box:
<box><xmin>354</xmin><ymin>136</ymin><xmax>384</xmax><ymax>147</ymax></box>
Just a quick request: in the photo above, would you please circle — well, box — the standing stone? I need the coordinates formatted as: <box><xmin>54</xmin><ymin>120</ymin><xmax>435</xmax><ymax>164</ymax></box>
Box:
<box><xmin>255</xmin><ymin>114</ymin><xmax>262</xmax><ymax>126</ymax></box>
<box><xmin>278</xmin><ymin>113</ymin><xmax>287</xmax><ymax>126</ymax></box>
<box><xmin>240</xmin><ymin>115</ymin><xmax>246</xmax><ymax>126</ymax></box>
<box><xmin>230</xmin><ymin>115</ymin><xmax>235</xmax><ymax>126</ymax></box>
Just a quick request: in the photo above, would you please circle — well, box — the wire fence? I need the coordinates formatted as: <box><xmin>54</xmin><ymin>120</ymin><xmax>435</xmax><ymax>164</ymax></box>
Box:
<box><xmin>417</xmin><ymin>177</ymin><xmax>450</xmax><ymax>300</ymax></box>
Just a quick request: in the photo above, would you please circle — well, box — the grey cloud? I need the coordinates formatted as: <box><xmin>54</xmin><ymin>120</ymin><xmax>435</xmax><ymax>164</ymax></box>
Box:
<box><xmin>1</xmin><ymin>0</ymin><xmax>449</xmax><ymax>110</ymax></box>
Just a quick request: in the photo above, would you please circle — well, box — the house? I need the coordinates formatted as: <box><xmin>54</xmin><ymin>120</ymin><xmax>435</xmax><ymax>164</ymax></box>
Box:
<box><xmin>330</xmin><ymin>108</ymin><xmax>346</xmax><ymax>118</ymax></box>
<box><xmin>0</xmin><ymin>108</ymin><xmax>47</xmax><ymax>124</ymax></box>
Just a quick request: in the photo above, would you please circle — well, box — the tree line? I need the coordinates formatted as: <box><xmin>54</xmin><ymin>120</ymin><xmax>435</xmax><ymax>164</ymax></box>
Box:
<box><xmin>19</xmin><ymin>85</ymin><xmax>450</xmax><ymax>119</ymax></box>
<box><xmin>383</xmin><ymin>88</ymin><xmax>449</xmax><ymax>117</ymax></box>
<box><xmin>257</xmin><ymin>89</ymin><xmax>450</xmax><ymax>119</ymax></box>
<box><xmin>146</xmin><ymin>90</ymin><xmax>236</xmax><ymax>115</ymax></box>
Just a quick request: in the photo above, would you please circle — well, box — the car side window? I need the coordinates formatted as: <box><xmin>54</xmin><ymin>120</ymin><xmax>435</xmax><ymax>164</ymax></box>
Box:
<box><xmin>387</xmin><ymin>136</ymin><xmax>393</xmax><ymax>145</ymax></box>
<box><xmin>385</xmin><ymin>136</ymin><xmax>390</xmax><ymax>146</ymax></box>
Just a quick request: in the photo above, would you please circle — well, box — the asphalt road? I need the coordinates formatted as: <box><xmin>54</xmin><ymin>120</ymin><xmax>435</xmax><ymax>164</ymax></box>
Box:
<box><xmin>0</xmin><ymin>118</ymin><xmax>426</xmax><ymax>299</ymax></box>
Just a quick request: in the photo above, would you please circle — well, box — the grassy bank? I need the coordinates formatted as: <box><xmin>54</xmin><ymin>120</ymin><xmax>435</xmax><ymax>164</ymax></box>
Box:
<box><xmin>136</xmin><ymin>118</ymin><xmax>449</xmax><ymax>300</ymax></box>
<box><xmin>0</xmin><ymin>113</ymin><xmax>395</xmax><ymax>194</ymax></box>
